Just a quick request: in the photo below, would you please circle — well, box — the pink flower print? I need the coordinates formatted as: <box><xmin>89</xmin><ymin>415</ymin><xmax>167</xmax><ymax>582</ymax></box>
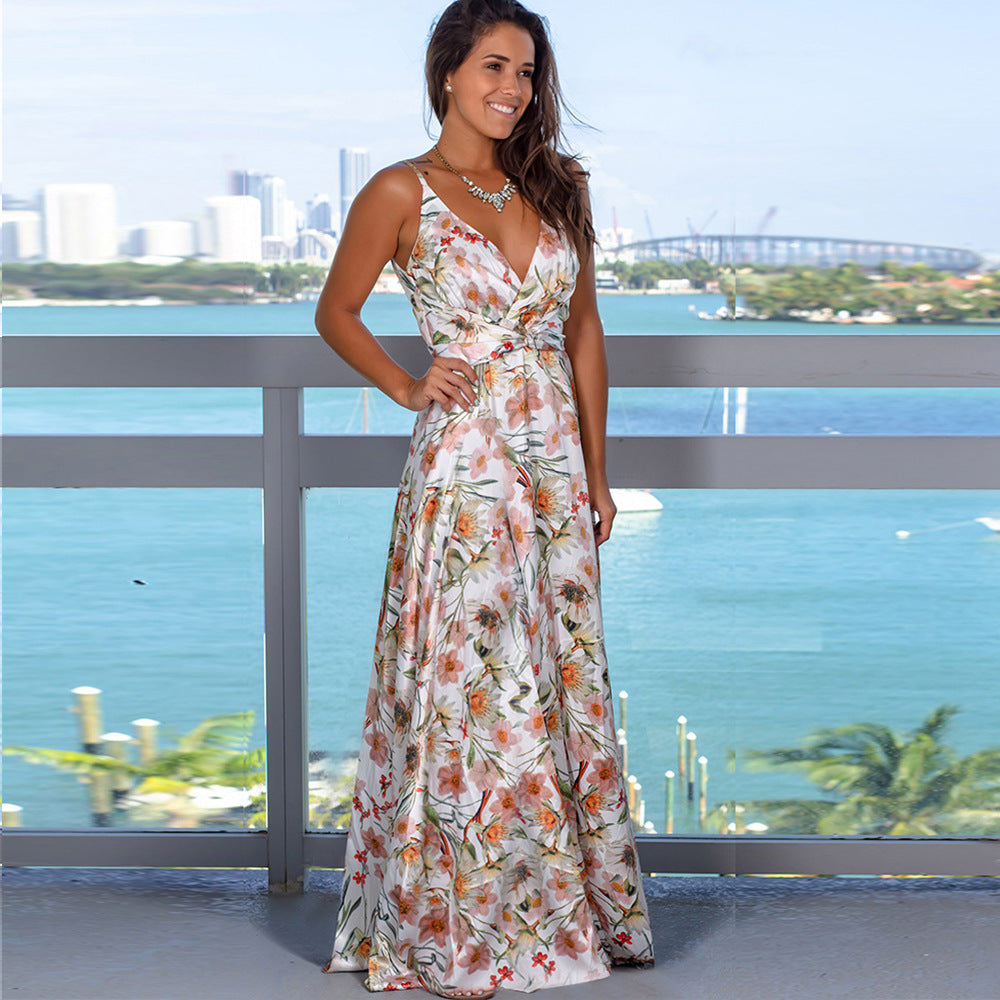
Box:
<box><xmin>470</xmin><ymin>880</ymin><xmax>499</xmax><ymax>916</ymax></box>
<box><xmin>436</xmin><ymin>651</ymin><xmax>462</xmax><ymax>686</ymax></box>
<box><xmin>554</xmin><ymin>924</ymin><xmax>590</xmax><ymax>958</ymax></box>
<box><xmin>523</xmin><ymin>706</ymin><xmax>547</xmax><ymax>739</ymax></box>
<box><xmin>418</xmin><ymin>906</ymin><xmax>451</xmax><ymax>948</ymax></box>
<box><xmin>493</xmin><ymin>579</ymin><xmax>516</xmax><ymax>610</ymax></box>
<box><xmin>488</xmin><ymin>785</ymin><xmax>521</xmax><ymax>821</ymax></box>
<box><xmin>515</xmin><ymin>769</ymin><xmax>548</xmax><ymax>807</ymax></box>
<box><xmin>446</xmin><ymin>620</ymin><xmax>469</xmax><ymax>652</ymax></box>
<box><xmin>504</xmin><ymin>379</ymin><xmax>544</xmax><ymax>429</ymax></box>
<box><xmin>393</xmin><ymin>814</ymin><xmax>419</xmax><ymax>841</ymax></box>
<box><xmin>364</xmin><ymin>726</ymin><xmax>389</xmax><ymax>767</ymax></box>
<box><xmin>545</xmin><ymin>868</ymin><xmax>577</xmax><ymax>903</ymax></box>
<box><xmin>560</xmin><ymin>410</ymin><xmax>581</xmax><ymax>444</ymax></box>
<box><xmin>542</xmin><ymin>424</ymin><xmax>561</xmax><ymax>456</ymax></box>
<box><xmin>389</xmin><ymin>884</ymin><xmax>420</xmax><ymax>927</ymax></box>
<box><xmin>437</xmin><ymin>761</ymin><xmax>468</xmax><ymax>800</ymax></box>
<box><xmin>457</xmin><ymin>939</ymin><xmax>493</xmax><ymax>974</ymax></box>
<box><xmin>361</xmin><ymin>826</ymin><xmax>387</xmax><ymax>859</ymax></box>
<box><xmin>484</xmin><ymin>286</ymin><xmax>503</xmax><ymax>311</ymax></box>
<box><xmin>462</xmin><ymin>282</ymin><xmax>483</xmax><ymax>309</ymax></box>
<box><xmin>576</xmin><ymin>552</ymin><xmax>598</xmax><ymax>583</ymax></box>
<box><xmin>467</xmin><ymin>755</ymin><xmax>501</xmax><ymax>790</ymax></box>
<box><xmin>507</xmin><ymin>507</ymin><xmax>534</xmax><ymax>552</ymax></box>
<box><xmin>582</xmin><ymin>694</ymin><xmax>608</xmax><ymax>726</ymax></box>
<box><xmin>537</xmin><ymin>223</ymin><xmax>561</xmax><ymax>259</ymax></box>
<box><xmin>468</xmin><ymin>444</ymin><xmax>491</xmax><ymax>480</ymax></box>
<box><xmin>490</xmin><ymin>718</ymin><xmax>520</xmax><ymax>753</ymax></box>
<box><xmin>588</xmin><ymin>755</ymin><xmax>622</xmax><ymax>794</ymax></box>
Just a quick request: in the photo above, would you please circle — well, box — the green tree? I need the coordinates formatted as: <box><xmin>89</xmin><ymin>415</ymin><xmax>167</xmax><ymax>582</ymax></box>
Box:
<box><xmin>730</xmin><ymin>704</ymin><xmax>1000</xmax><ymax>836</ymax></box>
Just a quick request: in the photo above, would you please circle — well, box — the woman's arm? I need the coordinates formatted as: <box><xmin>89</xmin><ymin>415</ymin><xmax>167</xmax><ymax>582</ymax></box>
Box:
<box><xmin>562</xmin><ymin>173</ymin><xmax>617</xmax><ymax>546</ymax></box>
<box><xmin>314</xmin><ymin>164</ymin><xmax>478</xmax><ymax>413</ymax></box>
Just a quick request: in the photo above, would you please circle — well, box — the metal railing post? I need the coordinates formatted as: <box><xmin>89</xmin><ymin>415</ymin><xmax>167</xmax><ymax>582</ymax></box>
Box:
<box><xmin>262</xmin><ymin>386</ymin><xmax>308</xmax><ymax>893</ymax></box>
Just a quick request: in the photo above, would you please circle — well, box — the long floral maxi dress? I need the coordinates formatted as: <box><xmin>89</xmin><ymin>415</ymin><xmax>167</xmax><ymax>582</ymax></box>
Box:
<box><xmin>322</xmin><ymin>161</ymin><xmax>654</xmax><ymax>996</ymax></box>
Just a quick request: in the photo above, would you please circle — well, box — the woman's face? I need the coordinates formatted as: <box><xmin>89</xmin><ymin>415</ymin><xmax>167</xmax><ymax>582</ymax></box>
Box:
<box><xmin>444</xmin><ymin>21</ymin><xmax>535</xmax><ymax>141</ymax></box>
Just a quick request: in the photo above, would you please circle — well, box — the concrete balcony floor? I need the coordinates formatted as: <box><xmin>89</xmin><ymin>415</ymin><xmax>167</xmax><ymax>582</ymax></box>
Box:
<box><xmin>2</xmin><ymin>867</ymin><xmax>998</xmax><ymax>999</ymax></box>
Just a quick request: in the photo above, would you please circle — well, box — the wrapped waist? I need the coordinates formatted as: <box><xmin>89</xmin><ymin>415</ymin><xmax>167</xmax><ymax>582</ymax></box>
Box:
<box><xmin>421</xmin><ymin>311</ymin><xmax>565</xmax><ymax>366</ymax></box>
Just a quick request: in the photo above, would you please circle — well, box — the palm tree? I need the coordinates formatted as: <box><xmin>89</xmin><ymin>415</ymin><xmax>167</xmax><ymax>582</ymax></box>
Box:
<box><xmin>732</xmin><ymin>704</ymin><xmax>1000</xmax><ymax>836</ymax></box>
<box><xmin>4</xmin><ymin>711</ymin><xmax>266</xmax><ymax>829</ymax></box>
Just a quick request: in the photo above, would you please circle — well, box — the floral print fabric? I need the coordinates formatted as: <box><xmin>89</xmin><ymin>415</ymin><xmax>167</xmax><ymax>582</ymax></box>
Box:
<box><xmin>322</xmin><ymin>161</ymin><xmax>654</xmax><ymax>996</ymax></box>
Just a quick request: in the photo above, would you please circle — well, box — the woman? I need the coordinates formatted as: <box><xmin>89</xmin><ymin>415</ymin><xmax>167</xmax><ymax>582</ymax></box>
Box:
<box><xmin>315</xmin><ymin>0</ymin><xmax>654</xmax><ymax>994</ymax></box>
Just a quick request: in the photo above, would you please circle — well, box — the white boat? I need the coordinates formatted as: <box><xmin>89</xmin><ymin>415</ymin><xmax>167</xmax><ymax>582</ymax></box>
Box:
<box><xmin>610</xmin><ymin>488</ymin><xmax>663</xmax><ymax>512</ymax></box>
<box><xmin>974</xmin><ymin>517</ymin><xmax>1000</xmax><ymax>532</ymax></box>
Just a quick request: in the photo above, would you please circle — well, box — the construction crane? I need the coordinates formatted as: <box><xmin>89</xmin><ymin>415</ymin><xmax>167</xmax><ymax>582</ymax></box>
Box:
<box><xmin>686</xmin><ymin>210</ymin><xmax>717</xmax><ymax>259</ymax></box>
<box><xmin>755</xmin><ymin>206</ymin><xmax>778</xmax><ymax>235</ymax></box>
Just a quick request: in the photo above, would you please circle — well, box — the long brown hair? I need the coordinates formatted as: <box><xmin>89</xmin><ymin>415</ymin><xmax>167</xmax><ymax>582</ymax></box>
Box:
<box><xmin>424</xmin><ymin>0</ymin><xmax>596</xmax><ymax>262</ymax></box>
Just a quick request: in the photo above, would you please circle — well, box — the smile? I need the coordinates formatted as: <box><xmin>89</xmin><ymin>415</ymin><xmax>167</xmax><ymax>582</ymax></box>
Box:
<box><xmin>487</xmin><ymin>102</ymin><xmax>517</xmax><ymax>117</ymax></box>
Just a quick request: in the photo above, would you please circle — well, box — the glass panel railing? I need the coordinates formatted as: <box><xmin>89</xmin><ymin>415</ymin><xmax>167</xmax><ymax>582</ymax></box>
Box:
<box><xmin>305</xmin><ymin>487</ymin><xmax>397</xmax><ymax>831</ymax></box>
<box><xmin>2</xmin><ymin>488</ymin><xmax>265</xmax><ymax>830</ymax></box>
<box><xmin>303</xmin><ymin>387</ymin><xmax>1000</xmax><ymax>437</ymax></box>
<box><xmin>305</xmin><ymin>487</ymin><xmax>999</xmax><ymax>838</ymax></box>
<box><xmin>2</xmin><ymin>388</ymin><xmax>261</xmax><ymax>435</ymax></box>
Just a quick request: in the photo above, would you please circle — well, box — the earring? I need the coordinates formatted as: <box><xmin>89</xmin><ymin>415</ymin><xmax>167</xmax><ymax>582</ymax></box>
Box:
<box><xmin>445</xmin><ymin>84</ymin><xmax>452</xmax><ymax>92</ymax></box>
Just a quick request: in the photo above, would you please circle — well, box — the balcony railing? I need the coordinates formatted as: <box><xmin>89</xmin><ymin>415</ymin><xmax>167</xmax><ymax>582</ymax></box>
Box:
<box><xmin>3</xmin><ymin>332</ymin><xmax>999</xmax><ymax>891</ymax></box>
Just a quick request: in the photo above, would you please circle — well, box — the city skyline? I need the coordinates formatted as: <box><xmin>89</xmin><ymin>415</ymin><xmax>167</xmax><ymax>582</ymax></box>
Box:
<box><xmin>5</xmin><ymin>0</ymin><xmax>1000</xmax><ymax>255</ymax></box>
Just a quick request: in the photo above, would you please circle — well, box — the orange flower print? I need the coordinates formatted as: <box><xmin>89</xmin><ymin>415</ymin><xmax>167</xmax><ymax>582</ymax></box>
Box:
<box><xmin>468</xmin><ymin>687</ymin><xmax>491</xmax><ymax>720</ymax></box>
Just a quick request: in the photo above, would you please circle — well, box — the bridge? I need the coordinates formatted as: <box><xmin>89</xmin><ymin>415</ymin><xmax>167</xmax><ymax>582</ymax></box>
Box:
<box><xmin>612</xmin><ymin>234</ymin><xmax>983</xmax><ymax>273</ymax></box>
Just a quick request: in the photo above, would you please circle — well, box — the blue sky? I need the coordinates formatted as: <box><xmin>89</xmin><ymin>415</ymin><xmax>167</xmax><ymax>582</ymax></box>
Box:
<box><xmin>6</xmin><ymin>0</ymin><xmax>999</xmax><ymax>255</ymax></box>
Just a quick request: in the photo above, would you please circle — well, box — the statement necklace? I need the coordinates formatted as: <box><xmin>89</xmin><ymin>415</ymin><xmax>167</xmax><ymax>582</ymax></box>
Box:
<box><xmin>432</xmin><ymin>144</ymin><xmax>516</xmax><ymax>213</ymax></box>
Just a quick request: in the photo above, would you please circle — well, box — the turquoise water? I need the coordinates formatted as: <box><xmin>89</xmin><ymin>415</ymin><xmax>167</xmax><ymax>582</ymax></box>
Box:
<box><xmin>3</xmin><ymin>298</ymin><xmax>999</xmax><ymax>833</ymax></box>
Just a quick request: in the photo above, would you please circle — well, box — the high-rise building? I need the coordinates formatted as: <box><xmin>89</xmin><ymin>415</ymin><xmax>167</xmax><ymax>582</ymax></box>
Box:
<box><xmin>306</xmin><ymin>194</ymin><xmax>334</xmax><ymax>233</ymax></box>
<box><xmin>339</xmin><ymin>148</ymin><xmax>370</xmax><ymax>234</ymax></box>
<box><xmin>202</xmin><ymin>196</ymin><xmax>262</xmax><ymax>262</ymax></box>
<box><xmin>228</xmin><ymin>169</ymin><xmax>266</xmax><ymax>201</ymax></box>
<box><xmin>41</xmin><ymin>183</ymin><xmax>117</xmax><ymax>263</ymax></box>
<box><xmin>260</xmin><ymin>175</ymin><xmax>288</xmax><ymax>239</ymax></box>
<box><xmin>2</xmin><ymin>209</ymin><xmax>43</xmax><ymax>262</ymax></box>
<box><xmin>123</xmin><ymin>221</ymin><xmax>197</xmax><ymax>260</ymax></box>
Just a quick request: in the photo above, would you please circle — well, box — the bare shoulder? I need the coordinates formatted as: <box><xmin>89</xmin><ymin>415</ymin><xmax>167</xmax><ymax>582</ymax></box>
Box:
<box><xmin>354</xmin><ymin>160</ymin><xmax>422</xmax><ymax>214</ymax></box>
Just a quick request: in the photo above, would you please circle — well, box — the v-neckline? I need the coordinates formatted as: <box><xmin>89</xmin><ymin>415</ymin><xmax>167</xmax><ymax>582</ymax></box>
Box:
<box><xmin>416</xmin><ymin>169</ymin><xmax>543</xmax><ymax>293</ymax></box>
